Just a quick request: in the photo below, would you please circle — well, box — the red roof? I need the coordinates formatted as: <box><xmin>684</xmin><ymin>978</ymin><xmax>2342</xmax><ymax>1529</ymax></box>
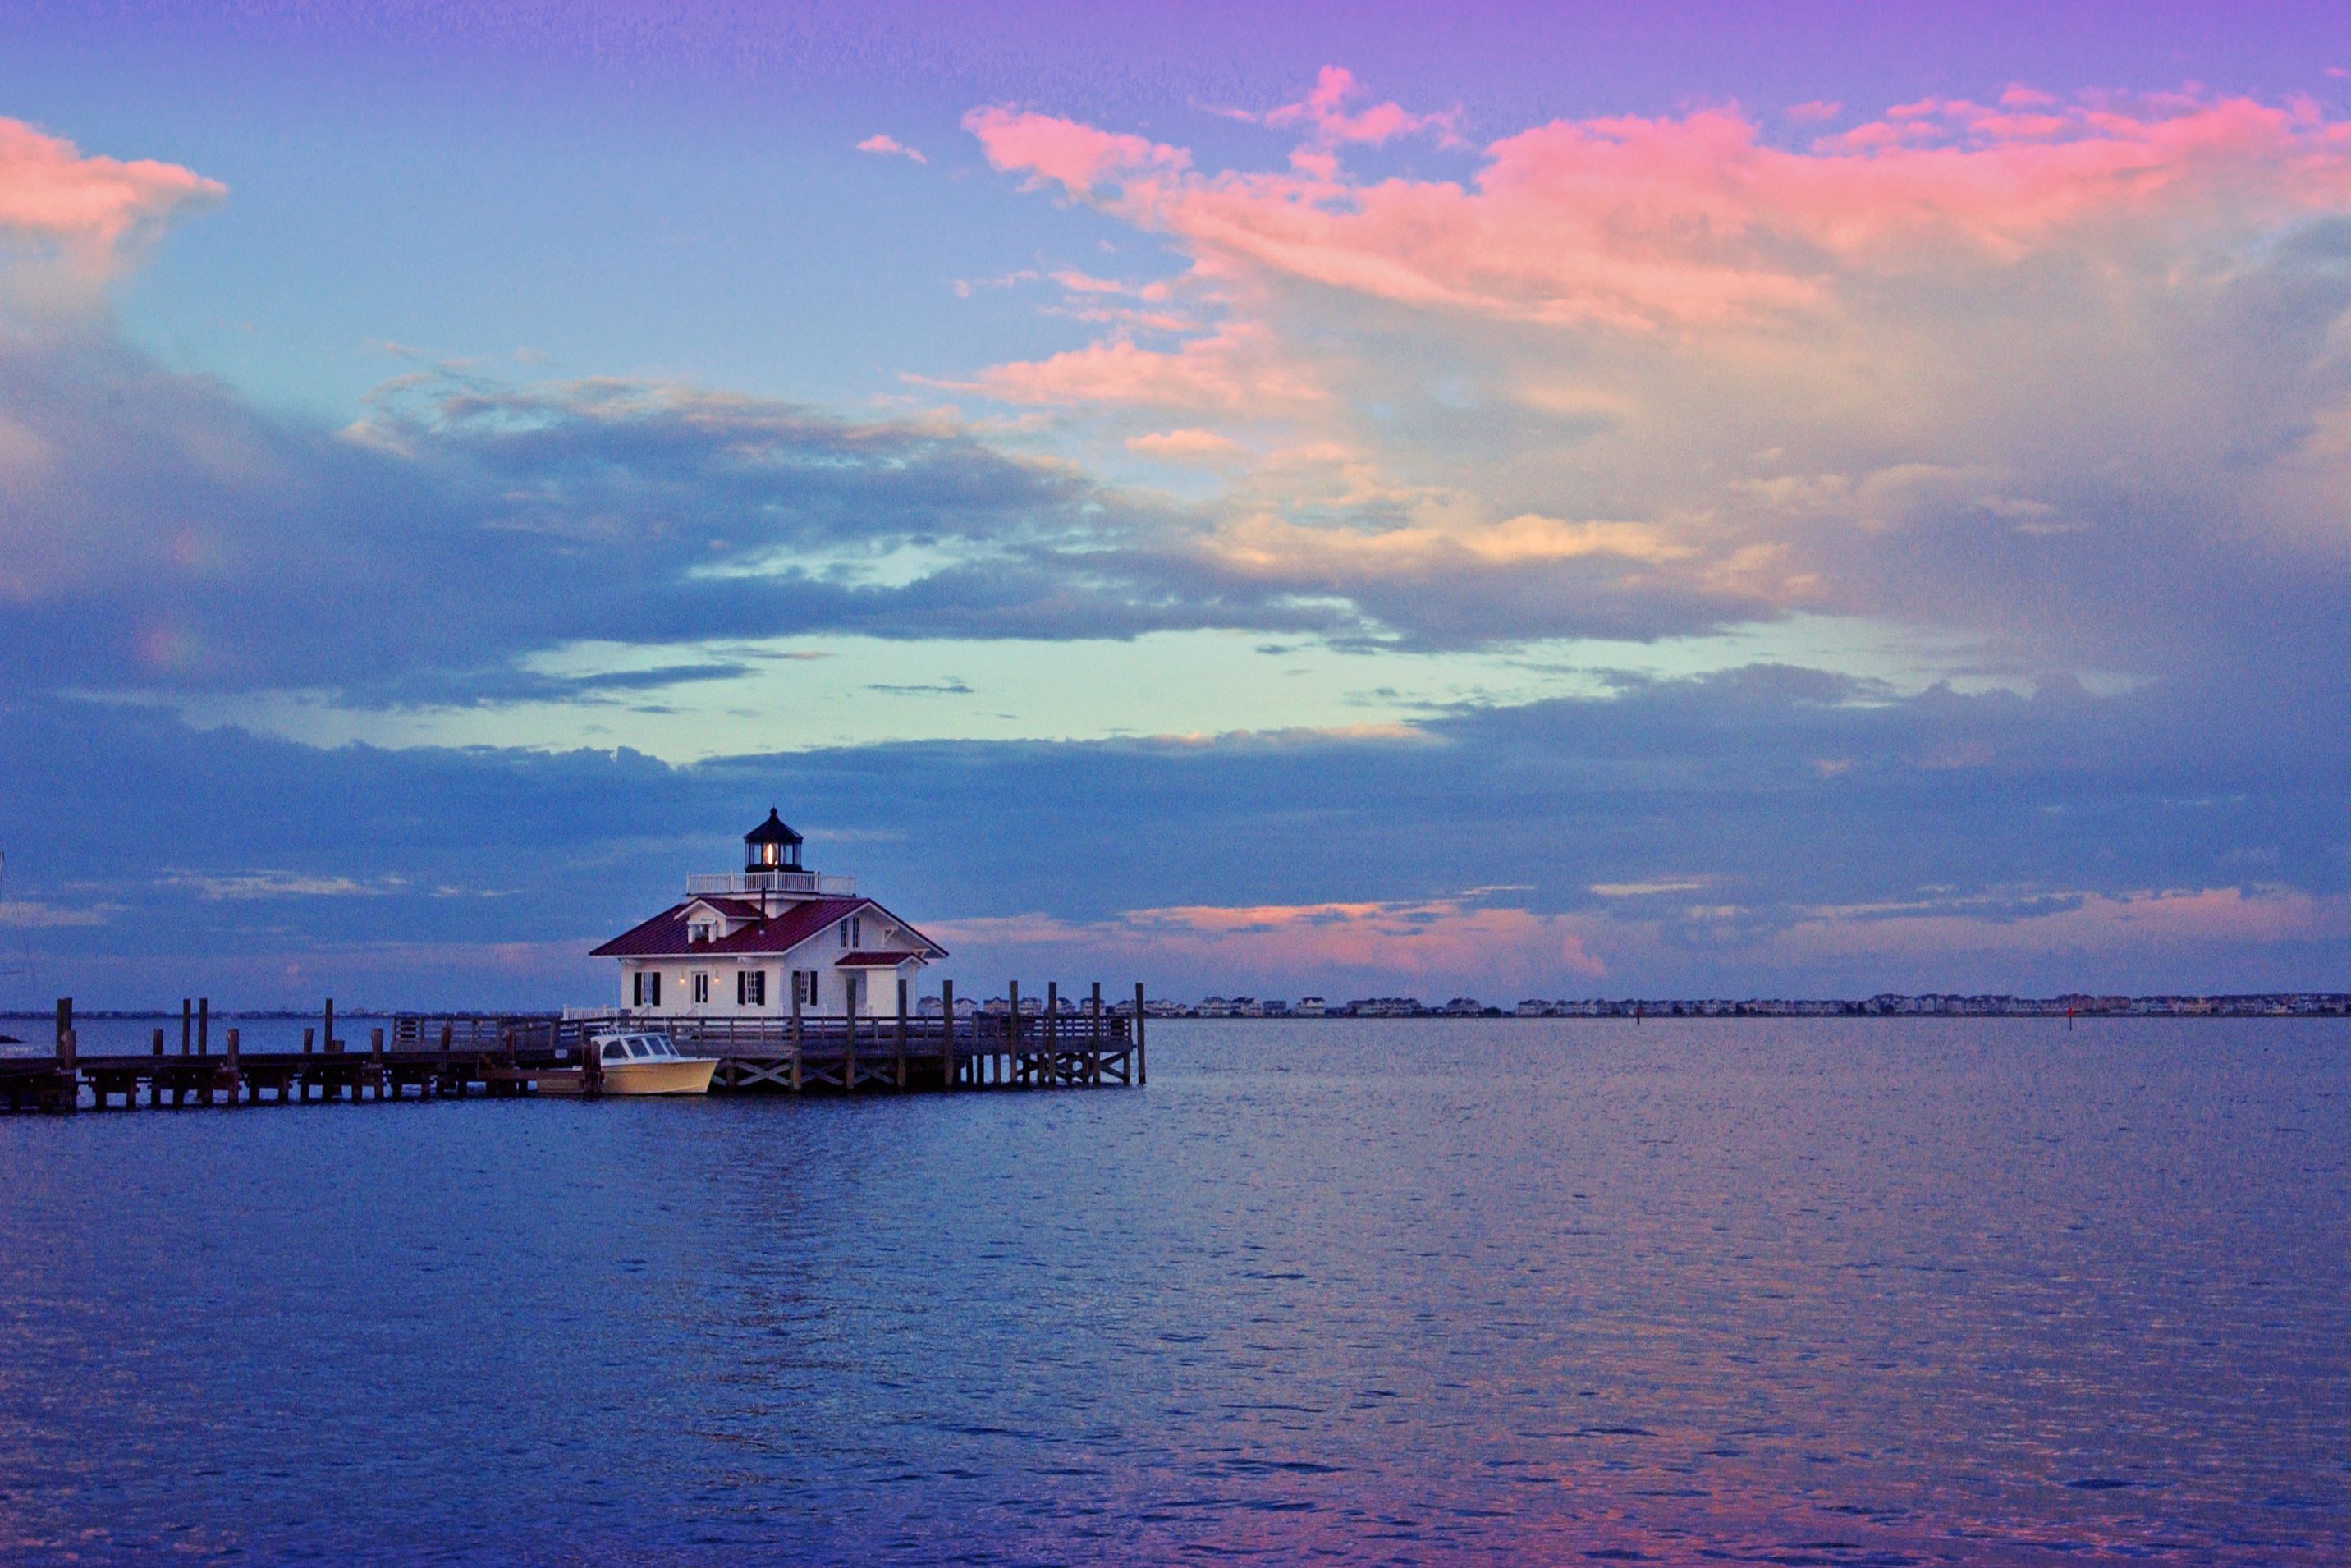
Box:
<box><xmin>836</xmin><ymin>950</ymin><xmax>922</xmax><ymax>968</ymax></box>
<box><xmin>590</xmin><ymin>896</ymin><xmax>946</xmax><ymax>961</ymax></box>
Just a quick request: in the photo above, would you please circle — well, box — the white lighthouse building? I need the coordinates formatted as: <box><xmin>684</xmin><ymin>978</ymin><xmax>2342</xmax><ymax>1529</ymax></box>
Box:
<box><xmin>591</xmin><ymin>809</ymin><xmax>946</xmax><ymax>1021</ymax></box>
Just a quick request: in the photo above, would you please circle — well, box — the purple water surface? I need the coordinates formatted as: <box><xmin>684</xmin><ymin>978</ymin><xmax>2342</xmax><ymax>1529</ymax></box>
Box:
<box><xmin>0</xmin><ymin>1018</ymin><xmax>2344</xmax><ymax>1563</ymax></box>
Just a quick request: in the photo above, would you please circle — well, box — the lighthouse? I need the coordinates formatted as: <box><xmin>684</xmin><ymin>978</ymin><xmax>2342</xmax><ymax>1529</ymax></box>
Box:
<box><xmin>589</xmin><ymin>809</ymin><xmax>946</xmax><ymax>1021</ymax></box>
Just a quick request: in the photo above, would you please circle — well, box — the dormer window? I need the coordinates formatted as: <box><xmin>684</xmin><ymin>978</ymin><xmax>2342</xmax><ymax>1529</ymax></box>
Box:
<box><xmin>690</xmin><ymin>920</ymin><xmax>714</xmax><ymax>945</ymax></box>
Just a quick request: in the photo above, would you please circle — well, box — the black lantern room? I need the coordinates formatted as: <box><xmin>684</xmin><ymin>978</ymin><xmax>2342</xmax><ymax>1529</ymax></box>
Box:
<box><xmin>745</xmin><ymin>808</ymin><xmax>804</xmax><ymax>873</ymax></box>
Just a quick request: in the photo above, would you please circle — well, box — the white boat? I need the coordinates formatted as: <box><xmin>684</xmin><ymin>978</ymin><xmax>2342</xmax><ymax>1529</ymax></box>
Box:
<box><xmin>542</xmin><ymin>1030</ymin><xmax>717</xmax><ymax>1097</ymax></box>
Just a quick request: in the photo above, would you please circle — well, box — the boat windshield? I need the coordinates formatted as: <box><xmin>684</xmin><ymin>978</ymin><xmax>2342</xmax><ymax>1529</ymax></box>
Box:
<box><xmin>594</xmin><ymin>1034</ymin><xmax>678</xmax><ymax>1059</ymax></box>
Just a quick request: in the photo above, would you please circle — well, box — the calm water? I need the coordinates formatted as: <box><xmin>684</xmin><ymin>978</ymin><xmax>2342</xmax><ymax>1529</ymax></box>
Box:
<box><xmin>0</xmin><ymin>1019</ymin><xmax>2344</xmax><ymax>1564</ymax></box>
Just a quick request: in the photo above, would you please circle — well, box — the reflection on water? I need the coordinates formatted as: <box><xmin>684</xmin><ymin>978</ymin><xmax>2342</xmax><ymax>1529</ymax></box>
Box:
<box><xmin>0</xmin><ymin>1018</ymin><xmax>2344</xmax><ymax>1563</ymax></box>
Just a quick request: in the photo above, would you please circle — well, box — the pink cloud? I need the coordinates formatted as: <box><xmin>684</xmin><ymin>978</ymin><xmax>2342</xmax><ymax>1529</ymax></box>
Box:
<box><xmin>942</xmin><ymin>896</ymin><xmax>1609</xmax><ymax>991</ymax></box>
<box><xmin>968</xmin><ymin>89</ymin><xmax>2351</xmax><ymax>339</ymax></box>
<box><xmin>939</xmin><ymin>886</ymin><xmax>2344</xmax><ymax>997</ymax></box>
<box><xmin>0</xmin><ymin>117</ymin><xmax>223</xmax><ymax>269</ymax></box>
<box><xmin>855</xmin><ymin>133</ymin><xmax>926</xmax><ymax>163</ymax></box>
<box><xmin>1785</xmin><ymin>100</ymin><xmax>1843</xmax><ymax>123</ymax></box>
<box><xmin>939</xmin><ymin>322</ymin><xmax>1323</xmax><ymax>411</ymax></box>
<box><xmin>1257</xmin><ymin>66</ymin><xmax>1464</xmax><ymax>149</ymax></box>
<box><xmin>1125</xmin><ymin>428</ymin><xmax>1247</xmax><ymax>464</ymax></box>
<box><xmin>1771</xmin><ymin>887</ymin><xmax>2350</xmax><ymax>963</ymax></box>
<box><xmin>950</xmin><ymin>84</ymin><xmax>2351</xmax><ymax>651</ymax></box>
<box><xmin>963</xmin><ymin>105</ymin><xmax>1189</xmax><ymax>195</ymax></box>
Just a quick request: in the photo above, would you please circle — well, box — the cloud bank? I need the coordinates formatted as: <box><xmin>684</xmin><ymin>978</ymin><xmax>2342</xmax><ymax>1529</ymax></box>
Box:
<box><xmin>963</xmin><ymin>80</ymin><xmax>2351</xmax><ymax>672</ymax></box>
<box><xmin>6</xmin><ymin>85</ymin><xmax>2351</xmax><ymax>1002</ymax></box>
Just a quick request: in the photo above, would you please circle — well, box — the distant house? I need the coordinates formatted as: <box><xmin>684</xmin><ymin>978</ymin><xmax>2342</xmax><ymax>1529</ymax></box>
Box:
<box><xmin>590</xmin><ymin>809</ymin><xmax>946</xmax><ymax>1021</ymax></box>
<box><xmin>1294</xmin><ymin>997</ymin><xmax>1327</xmax><ymax>1016</ymax></box>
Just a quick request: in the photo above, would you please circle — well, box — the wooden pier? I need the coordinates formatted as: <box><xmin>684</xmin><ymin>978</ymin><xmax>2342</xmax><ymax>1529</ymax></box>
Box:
<box><xmin>0</xmin><ymin>984</ymin><xmax>1147</xmax><ymax>1113</ymax></box>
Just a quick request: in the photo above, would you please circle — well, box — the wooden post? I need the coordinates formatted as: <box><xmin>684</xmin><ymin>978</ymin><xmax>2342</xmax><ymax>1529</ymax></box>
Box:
<box><xmin>1045</xmin><ymin>983</ymin><xmax>1057</xmax><ymax>1085</ymax></box>
<box><xmin>790</xmin><ymin>978</ymin><xmax>803</xmax><ymax>1091</ymax></box>
<box><xmin>1053</xmin><ymin>982</ymin><xmax>1071</xmax><ymax>1090</ymax></box>
<box><xmin>940</xmin><ymin>979</ymin><xmax>956</xmax><ymax>1090</ymax></box>
<box><xmin>197</xmin><ymin>996</ymin><xmax>209</xmax><ymax>1057</ymax></box>
<box><xmin>844</xmin><ymin>989</ymin><xmax>858</xmax><ymax>1095</ymax></box>
<box><xmin>1135</xmin><ymin>982</ymin><xmax>1148</xmax><ymax>1086</ymax></box>
<box><xmin>303</xmin><ymin>1026</ymin><xmax>314</xmax><ymax>1053</ymax></box>
<box><xmin>324</xmin><ymin>997</ymin><xmax>337</xmax><ymax>1054</ymax></box>
<box><xmin>224</xmin><ymin>1027</ymin><xmax>241</xmax><ymax>1106</ymax></box>
<box><xmin>439</xmin><ymin>1020</ymin><xmax>453</xmax><ymax>1052</ymax></box>
<box><xmin>1091</xmin><ymin>982</ymin><xmax>1103</xmax><ymax>1085</ymax></box>
<box><xmin>1008</xmin><ymin>980</ymin><xmax>1020</xmax><ymax>1085</ymax></box>
<box><xmin>54</xmin><ymin>998</ymin><xmax>75</xmax><ymax>1074</ymax></box>
<box><xmin>181</xmin><ymin>997</ymin><xmax>191</xmax><ymax>1055</ymax></box>
<box><xmin>584</xmin><ymin>1035</ymin><xmax>604</xmax><ymax>1098</ymax></box>
<box><xmin>896</xmin><ymin>977</ymin><xmax>909</xmax><ymax>1089</ymax></box>
<box><xmin>150</xmin><ymin>1026</ymin><xmax>163</xmax><ymax>1057</ymax></box>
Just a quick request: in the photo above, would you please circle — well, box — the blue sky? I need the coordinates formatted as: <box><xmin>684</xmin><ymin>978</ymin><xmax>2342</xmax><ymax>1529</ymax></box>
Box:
<box><xmin>5</xmin><ymin>2</ymin><xmax>2351</xmax><ymax>1006</ymax></box>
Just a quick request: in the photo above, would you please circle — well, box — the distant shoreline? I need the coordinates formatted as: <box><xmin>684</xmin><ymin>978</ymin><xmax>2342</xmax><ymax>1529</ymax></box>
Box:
<box><xmin>9</xmin><ymin>993</ymin><xmax>2349</xmax><ymax>1023</ymax></box>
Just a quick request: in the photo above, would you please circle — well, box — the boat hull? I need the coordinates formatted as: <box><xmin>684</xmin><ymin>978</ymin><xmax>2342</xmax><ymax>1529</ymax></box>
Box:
<box><xmin>540</xmin><ymin>1057</ymin><xmax>717</xmax><ymax>1097</ymax></box>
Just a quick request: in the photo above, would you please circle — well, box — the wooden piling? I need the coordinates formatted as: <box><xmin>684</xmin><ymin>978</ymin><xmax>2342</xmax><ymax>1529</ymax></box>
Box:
<box><xmin>181</xmin><ymin>997</ymin><xmax>191</xmax><ymax>1056</ymax></box>
<box><xmin>323</xmin><ymin>997</ymin><xmax>337</xmax><ymax>1054</ymax></box>
<box><xmin>1135</xmin><ymin>982</ymin><xmax>1148</xmax><ymax>1086</ymax></box>
<box><xmin>941</xmin><ymin>979</ymin><xmax>956</xmax><ymax>1090</ymax></box>
<box><xmin>789</xmin><ymin>982</ymin><xmax>803</xmax><ymax>1090</ymax></box>
<box><xmin>1046</xmin><ymin>981</ymin><xmax>1060</xmax><ymax>1089</ymax></box>
<box><xmin>224</xmin><ymin>1028</ymin><xmax>241</xmax><ymax>1106</ymax></box>
<box><xmin>896</xmin><ymin>979</ymin><xmax>909</xmax><ymax>1089</ymax></box>
<box><xmin>197</xmin><ymin>996</ymin><xmax>209</xmax><ymax>1057</ymax></box>
<box><xmin>1008</xmin><ymin>980</ymin><xmax>1020</xmax><ymax>1085</ymax></box>
<box><xmin>1090</xmin><ymin>982</ymin><xmax>1103</xmax><ymax>1085</ymax></box>
<box><xmin>150</xmin><ymin>1026</ymin><xmax>163</xmax><ymax>1057</ymax></box>
<box><xmin>303</xmin><ymin>1026</ymin><xmax>314</xmax><ymax>1054</ymax></box>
